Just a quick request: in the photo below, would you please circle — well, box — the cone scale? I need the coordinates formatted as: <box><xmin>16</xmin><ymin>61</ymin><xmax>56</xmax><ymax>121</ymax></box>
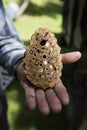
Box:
<box><xmin>24</xmin><ymin>28</ymin><xmax>62</xmax><ymax>89</ymax></box>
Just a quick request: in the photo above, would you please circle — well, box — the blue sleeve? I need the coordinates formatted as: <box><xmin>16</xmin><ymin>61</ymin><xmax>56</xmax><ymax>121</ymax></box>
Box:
<box><xmin>0</xmin><ymin>1</ymin><xmax>26</xmax><ymax>74</ymax></box>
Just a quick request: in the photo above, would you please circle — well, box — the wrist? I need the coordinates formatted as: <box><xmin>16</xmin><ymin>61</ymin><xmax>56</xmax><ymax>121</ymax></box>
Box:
<box><xmin>14</xmin><ymin>58</ymin><xmax>24</xmax><ymax>80</ymax></box>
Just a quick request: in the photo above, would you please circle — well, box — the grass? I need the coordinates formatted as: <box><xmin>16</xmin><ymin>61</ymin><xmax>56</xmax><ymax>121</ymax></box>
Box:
<box><xmin>15</xmin><ymin>14</ymin><xmax>62</xmax><ymax>41</ymax></box>
<box><xmin>4</xmin><ymin>0</ymin><xmax>63</xmax><ymax>41</ymax></box>
<box><xmin>3</xmin><ymin>0</ymin><xmax>69</xmax><ymax>130</ymax></box>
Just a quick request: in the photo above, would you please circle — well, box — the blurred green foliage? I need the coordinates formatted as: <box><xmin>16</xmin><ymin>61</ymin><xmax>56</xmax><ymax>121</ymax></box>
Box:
<box><xmin>3</xmin><ymin>0</ymin><xmax>69</xmax><ymax>130</ymax></box>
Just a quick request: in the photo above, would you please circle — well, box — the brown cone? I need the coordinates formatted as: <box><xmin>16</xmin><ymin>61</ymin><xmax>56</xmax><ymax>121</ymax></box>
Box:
<box><xmin>24</xmin><ymin>28</ymin><xmax>63</xmax><ymax>89</ymax></box>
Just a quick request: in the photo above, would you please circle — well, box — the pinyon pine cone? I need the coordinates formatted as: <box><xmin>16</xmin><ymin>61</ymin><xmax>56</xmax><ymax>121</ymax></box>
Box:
<box><xmin>24</xmin><ymin>28</ymin><xmax>63</xmax><ymax>89</ymax></box>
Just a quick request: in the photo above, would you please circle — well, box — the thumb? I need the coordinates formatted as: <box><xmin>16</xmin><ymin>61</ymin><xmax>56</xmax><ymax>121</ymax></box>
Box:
<box><xmin>62</xmin><ymin>51</ymin><xmax>81</xmax><ymax>64</ymax></box>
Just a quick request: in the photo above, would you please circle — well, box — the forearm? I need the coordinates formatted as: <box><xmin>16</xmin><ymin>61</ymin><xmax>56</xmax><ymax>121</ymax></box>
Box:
<box><xmin>0</xmin><ymin>1</ymin><xmax>25</xmax><ymax>74</ymax></box>
<box><xmin>0</xmin><ymin>39</ymin><xmax>25</xmax><ymax>74</ymax></box>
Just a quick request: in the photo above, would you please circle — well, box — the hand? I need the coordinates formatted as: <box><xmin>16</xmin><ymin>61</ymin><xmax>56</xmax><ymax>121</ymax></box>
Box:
<box><xmin>15</xmin><ymin>51</ymin><xmax>81</xmax><ymax>115</ymax></box>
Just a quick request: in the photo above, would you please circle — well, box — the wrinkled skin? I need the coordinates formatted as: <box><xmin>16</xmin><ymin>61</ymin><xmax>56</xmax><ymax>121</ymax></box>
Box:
<box><xmin>15</xmin><ymin>51</ymin><xmax>81</xmax><ymax>115</ymax></box>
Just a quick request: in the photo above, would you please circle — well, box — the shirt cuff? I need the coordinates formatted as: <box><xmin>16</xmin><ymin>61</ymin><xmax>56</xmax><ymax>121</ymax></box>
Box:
<box><xmin>7</xmin><ymin>49</ymin><xmax>26</xmax><ymax>74</ymax></box>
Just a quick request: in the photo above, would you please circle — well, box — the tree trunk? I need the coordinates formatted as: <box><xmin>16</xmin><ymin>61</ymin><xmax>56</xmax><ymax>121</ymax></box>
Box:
<box><xmin>63</xmin><ymin>0</ymin><xmax>87</xmax><ymax>130</ymax></box>
<box><xmin>63</xmin><ymin>0</ymin><xmax>87</xmax><ymax>50</ymax></box>
<box><xmin>15</xmin><ymin>0</ymin><xmax>30</xmax><ymax>19</ymax></box>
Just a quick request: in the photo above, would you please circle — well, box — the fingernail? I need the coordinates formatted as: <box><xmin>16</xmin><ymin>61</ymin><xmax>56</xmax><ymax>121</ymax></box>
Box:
<box><xmin>54</xmin><ymin>104</ymin><xmax>62</xmax><ymax>113</ymax></box>
<box><xmin>27</xmin><ymin>98</ymin><xmax>36</xmax><ymax>110</ymax></box>
<box><xmin>63</xmin><ymin>94</ymin><xmax>70</xmax><ymax>105</ymax></box>
<box><xmin>42</xmin><ymin>107</ymin><xmax>50</xmax><ymax>115</ymax></box>
<box><xmin>75</xmin><ymin>51</ymin><xmax>81</xmax><ymax>59</ymax></box>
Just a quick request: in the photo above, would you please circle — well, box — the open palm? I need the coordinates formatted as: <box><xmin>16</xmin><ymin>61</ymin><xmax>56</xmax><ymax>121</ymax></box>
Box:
<box><xmin>15</xmin><ymin>51</ymin><xmax>81</xmax><ymax>115</ymax></box>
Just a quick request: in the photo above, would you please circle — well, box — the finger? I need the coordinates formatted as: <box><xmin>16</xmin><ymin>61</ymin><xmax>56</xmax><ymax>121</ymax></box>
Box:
<box><xmin>46</xmin><ymin>89</ymin><xmax>62</xmax><ymax>113</ymax></box>
<box><xmin>22</xmin><ymin>82</ymin><xmax>36</xmax><ymax>110</ymax></box>
<box><xmin>54</xmin><ymin>79</ymin><xmax>69</xmax><ymax>105</ymax></box>
<box><xmin>62</xmin><ymin>51</ymin><xmax>81</xmax><ymax>64</ymax></box>
<box><xmin>36</xmin><ymin>89</ymin><xmax>50</xmax><ymax>115</ymax></box>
